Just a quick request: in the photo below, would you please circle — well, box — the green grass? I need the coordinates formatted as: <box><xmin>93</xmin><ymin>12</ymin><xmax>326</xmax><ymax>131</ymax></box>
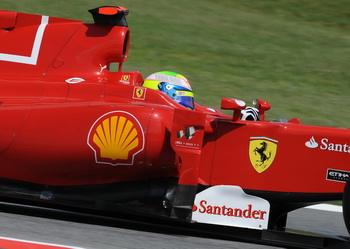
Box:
<box><xmin>1</xmin><ymin>0</ymin><xmax>350</xmax><ymax>127</ymax></box>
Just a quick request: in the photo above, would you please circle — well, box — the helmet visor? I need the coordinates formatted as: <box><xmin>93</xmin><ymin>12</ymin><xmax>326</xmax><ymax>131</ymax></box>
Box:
<box><xmin>174</xmin><ymin>94</ymin><xmax>194</xmax><ymax>110</ymax></box>
<box><xmin>158</xmin><ymin>82</ymin><xmax>195</xmax><ymax>110</ymax></box>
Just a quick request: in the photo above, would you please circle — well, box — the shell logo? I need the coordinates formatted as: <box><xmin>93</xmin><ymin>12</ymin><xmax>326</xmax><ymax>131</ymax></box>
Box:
<box><xmin>88</xmin><ymin>111</ymin><xmax>144</xmax><ymax>166</ymax></box>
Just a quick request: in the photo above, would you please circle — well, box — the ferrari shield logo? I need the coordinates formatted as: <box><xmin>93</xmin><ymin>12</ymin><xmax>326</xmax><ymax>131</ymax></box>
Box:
<box><xmin>136</xmin><ymin>88</ymin><xmax>144</xmax><ymax>98</ymax></box>
<box><xmin>119</xmin><ymin>75</ymin><xmax>131</xmax><ymax>84</ymax></box>
<box><xmin>249</xmin><ymin>137</ymin><xmax>278</xmax><ymax>173</ymax></box>
<box><xmin>132</xmin><ymin>87</ymin><xmax>146</xmax><ymax>100</ymax></box>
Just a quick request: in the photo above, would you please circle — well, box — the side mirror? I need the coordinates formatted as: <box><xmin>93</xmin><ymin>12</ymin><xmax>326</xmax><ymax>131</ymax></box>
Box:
<box><xmin>254</xmin><ymin>99</ymin><xmax>271</xmax><ymax>121</ymax></box>
<box><xmin>221</xmin><ymin>98</ymin><xmax>246</xmax><ymax>121</ymax></box>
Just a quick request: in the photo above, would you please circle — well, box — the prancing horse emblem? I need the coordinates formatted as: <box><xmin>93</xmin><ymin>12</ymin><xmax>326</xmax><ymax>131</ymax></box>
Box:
<box><xmin>249</xmin><ymin>137</ymin><xmax>278</xmax><ymax>173</ymax></box>
<box><xmin>254</xmin><ymin>142</ymin><xmax>270</xmax><ymax>166</ymax></box>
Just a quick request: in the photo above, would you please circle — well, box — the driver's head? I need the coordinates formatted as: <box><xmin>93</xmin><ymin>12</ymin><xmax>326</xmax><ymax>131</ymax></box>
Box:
<box><xmin>143</xmin><ymin>71</ymin><xmax>194</xmax><ymax>110</ymax></box>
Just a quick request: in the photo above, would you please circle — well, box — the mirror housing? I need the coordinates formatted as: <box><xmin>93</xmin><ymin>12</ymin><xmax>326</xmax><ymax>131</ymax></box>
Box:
<box><xmin>221</xmin><ymin>98</ymin><xmax>246</xmax><ymax>121</ymax></box>
<box><xmin>254</xmin><ymin>99</ymin><xmax>271</xmax><ymax>121</ymax></box>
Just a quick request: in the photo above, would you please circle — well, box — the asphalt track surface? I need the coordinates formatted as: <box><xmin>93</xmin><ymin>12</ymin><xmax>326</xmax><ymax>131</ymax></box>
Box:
<box><xmin>0</xmin><ymin>202</ymin><xmax>347</xmax><ymax>249</ymax></box>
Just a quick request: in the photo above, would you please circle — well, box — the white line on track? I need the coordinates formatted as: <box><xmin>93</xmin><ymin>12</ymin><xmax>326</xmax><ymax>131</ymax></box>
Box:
<box><xmin>305</xmin><ymin>204</ymin><xmax>343</xmax><ymax>213</ymax></box>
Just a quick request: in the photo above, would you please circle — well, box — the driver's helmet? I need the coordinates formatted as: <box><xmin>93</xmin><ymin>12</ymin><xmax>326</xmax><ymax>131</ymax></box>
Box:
<box><xmin>143</xmin><ymin>71</ymin><xmax>194</xmax><ymax>110</ymax></box>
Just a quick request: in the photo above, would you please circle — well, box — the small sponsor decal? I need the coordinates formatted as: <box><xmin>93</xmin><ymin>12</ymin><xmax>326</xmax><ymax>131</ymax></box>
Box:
<box><xmin>177</xmin><ymin>126</ymin><xmax>196</xmax><ymax>140</ymax></box>
<box><xmin>192</xmin><ymin>185</ymin><xmax>270</xmax><ymax>229</ymax></box>
<box><xmin>249</xmin><ymin>137</ymin><xmax>278</xmax><ymax>173</ymax></box>
<box><xmin>65</xmin><ymin>77</ymin><xmax>85</xmax><ymax>84</ymax></box>
<box><xmin>174</xmin><ymin>126</ymin><xmax>200</xmax><ymax>149</ymax></box>
<box><xmin>87</xmin><ymin>111</ymin><xmax>144</xmax><ymax>166</ymax></box>
<box><xmin>132</xmin><ymin>87</ymin><xmax>146</xmax><ymax>100</ymax></box>
<box><xmin>119</xmin><ymin>75</ymin><xmax>131</xmax><ymax>84</ymax></box>
<box><xmin>305</xmin><ymin>136</ymin><xmax>318</xmax><ymax>148</ymax></box>
<box><xmin>306</xmin><ymin>136</ymin><xmax>350</xmax><ymax>154</ymax></box>
<box><xmin>327</xmin><ymin>169</ymin><xmax>350</xmax><ymax>182</ymax></box>
<box><xmin>99</xmin><ymin>64</ymin><xmax>107</xmax><ymax>73</ymax></box>
<box><xmin>174</xmin><ymin>140</ymin><xmax>200</xmax><ymax>150</ymax></box>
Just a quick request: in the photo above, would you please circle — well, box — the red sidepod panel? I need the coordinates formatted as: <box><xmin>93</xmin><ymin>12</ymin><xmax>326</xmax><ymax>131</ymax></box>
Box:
<box><xmin>207</xmin><ymin>120</ymin><xmax>350</xmax><ymax>194</ymax></box>
<box><xmin>0</xmin><ymin>86</ymin><xmax>177</xmax><ymax>186</ymax></box>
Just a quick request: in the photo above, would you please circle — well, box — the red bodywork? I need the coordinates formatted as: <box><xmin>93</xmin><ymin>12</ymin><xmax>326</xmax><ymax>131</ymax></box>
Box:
<box><xmin>0</xmin><ymin>7</ymin><xmax>349</xmax><ymax>229</ymax></box>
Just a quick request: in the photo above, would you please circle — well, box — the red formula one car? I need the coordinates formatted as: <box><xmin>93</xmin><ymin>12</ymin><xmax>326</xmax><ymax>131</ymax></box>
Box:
<box><xmin>0</xmin><ymin>6</ymin><xmax>350</xmax><ymax>237</ymax></box>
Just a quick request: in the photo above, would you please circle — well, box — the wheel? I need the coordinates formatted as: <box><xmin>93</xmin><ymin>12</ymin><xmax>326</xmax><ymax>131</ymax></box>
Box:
<box><xmin>342</xmin><ymin>179</ymin><xmax>350</xmax><ymax>235</ymax></box>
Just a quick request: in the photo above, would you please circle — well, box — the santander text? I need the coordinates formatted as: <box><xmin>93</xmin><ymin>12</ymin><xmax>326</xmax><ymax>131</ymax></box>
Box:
<box><xmin>320</xmin><ymin>138</ymin><xmax>350</xmax><ymax>153</ymax></box>
<box><xmin>198</xmin><ymin>200</ymin><xmax>267</xmax><ymax>220</ymax></box>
